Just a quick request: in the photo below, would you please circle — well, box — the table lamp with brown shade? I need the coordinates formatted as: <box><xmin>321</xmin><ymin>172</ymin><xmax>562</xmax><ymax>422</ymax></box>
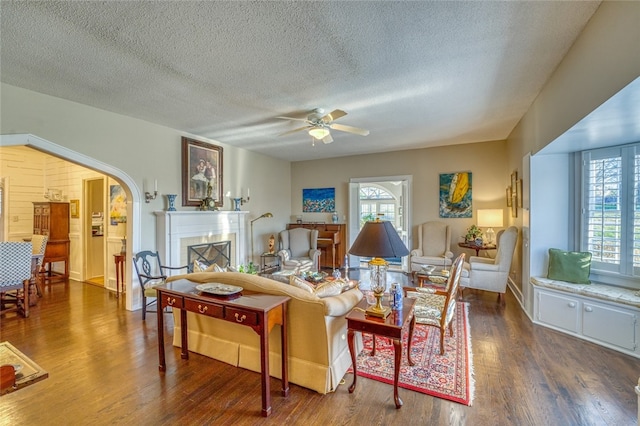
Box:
<box><xmin>348</xmin><ymin>218</ymin><xmax>409</xmax><ymax>318</ymax></box>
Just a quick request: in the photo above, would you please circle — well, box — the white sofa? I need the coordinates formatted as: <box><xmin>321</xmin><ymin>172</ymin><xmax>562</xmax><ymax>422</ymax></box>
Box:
<box><xmin>166</xmin><ymin>271</ymin><xmax>363</xmax><ymax>394</ymax></box>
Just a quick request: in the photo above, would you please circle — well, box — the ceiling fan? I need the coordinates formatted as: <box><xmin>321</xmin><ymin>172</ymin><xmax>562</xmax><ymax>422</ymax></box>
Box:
<box><xmin>277</xmin><ymin>108</ymin><xmax>369</xmax><ymax>144</ymax></box>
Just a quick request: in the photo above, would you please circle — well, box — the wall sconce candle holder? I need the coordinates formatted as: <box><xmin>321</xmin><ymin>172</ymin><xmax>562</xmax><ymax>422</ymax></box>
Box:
<box><xmin>145</xmin><ymin>190</ymin><xmax>158</xmax><ymax>203</ymax></box>
<box><xmin>145</xmin><ymin>179</ymin><xmax>158</xmax><ymax>203</ymax></box>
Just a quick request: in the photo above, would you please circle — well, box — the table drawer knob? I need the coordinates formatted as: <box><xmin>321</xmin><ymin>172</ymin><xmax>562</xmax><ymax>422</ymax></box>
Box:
<box><xmin>197</xmin><ymin>304</ymin><xmax>208</xmax><ymax>314</ymax></box>
<box><xmin>568</xmin><ymin>302</ymin><xmax>576</xmax><ymax>308</ymax></box>
<box><xmin>166</xmin><ymin>297</ymin><xmax>176</xmax><ymax>306</ymax></box>
<box><xmin>235</xmin><ymin>313</ymin><xmax>246</xmax><ymax>323</ymax></box>
<box><xmin>584</xmin><ymin>306</ymin><xmax>593</xmax><ymax>312</ymax></box>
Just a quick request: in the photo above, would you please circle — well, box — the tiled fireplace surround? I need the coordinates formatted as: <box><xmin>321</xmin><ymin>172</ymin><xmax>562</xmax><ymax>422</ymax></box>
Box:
<box><xmin>155</xmin><ymin>211</ymin><xmax>249</xmax><ymax>271</ymax></box>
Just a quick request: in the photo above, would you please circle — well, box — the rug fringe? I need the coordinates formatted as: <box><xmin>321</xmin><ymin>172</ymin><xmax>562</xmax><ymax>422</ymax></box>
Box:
<box><xmin>462</xmin><ymin>302</ymin><xmax>475</xmax><ymax>406</ymax></box>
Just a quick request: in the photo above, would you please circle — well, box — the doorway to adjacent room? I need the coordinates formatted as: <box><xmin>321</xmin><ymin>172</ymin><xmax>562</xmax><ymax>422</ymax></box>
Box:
<box><xmin>348</xmin><ymin>175</ymin><xmax>412</xmax><ymax>271</ymax></box>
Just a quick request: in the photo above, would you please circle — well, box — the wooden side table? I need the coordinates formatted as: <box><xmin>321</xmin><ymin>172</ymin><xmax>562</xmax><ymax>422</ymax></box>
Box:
<box><xmin>259</xmin><ymin>253</ymin><xmax>280</xmax><ymax>273</ymax></box>
<box><xmin>457</xmin><ymin>241</ymin><xmax>496</xmax><ymax>256</ymax></box>
<box><xmin>346</xmin><ymin>297</ymin><xmax>416</xmax><ymax>408</ymax></box>
<box><xmin>156</xmin><ymin>279</ymin><xmax>290</xmax><ymax>417</ymax></box>
<box><xmin>113</xmin><ymin>253</ymin><xmax>125</xmax><ymax>298</ymax></box>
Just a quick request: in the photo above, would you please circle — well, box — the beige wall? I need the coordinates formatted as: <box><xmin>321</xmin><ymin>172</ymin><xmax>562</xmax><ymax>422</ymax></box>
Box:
<box><xmin>1</xmin><ymin>85</ymin><xmax>291</xmax><ymax>310</ymax></box>
<box><xmin>0</xmin><ymin>84</ymin><xmax>292</xmax><ymax>250</ymax></box>
<box><xmin>1</xmin><ymin>1</ymin><xmax>637</xmax><ymax>311</ymax></box>
<box><xmin>505</xmin><ymin>1</ymin><xmax>640</xmax><ymax>312</ymax></box>
<box><xmin>291</xmin><ymin>140</ymin><xmax>511</xmax><ymax>273</ymax></box>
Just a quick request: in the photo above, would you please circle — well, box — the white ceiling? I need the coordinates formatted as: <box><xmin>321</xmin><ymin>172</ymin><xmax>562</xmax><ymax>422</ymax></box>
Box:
<box><xmin>1</xmin><ymin>1</ymin><xmax>604</xmax><ymax>162</ymax></box>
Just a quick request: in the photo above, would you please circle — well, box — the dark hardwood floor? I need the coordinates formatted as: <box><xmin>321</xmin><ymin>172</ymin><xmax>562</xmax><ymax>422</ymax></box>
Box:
<box><xmin>1</xmin><ymin>279</ymin><xmax>638</xmax><ymax>425</ymax></box>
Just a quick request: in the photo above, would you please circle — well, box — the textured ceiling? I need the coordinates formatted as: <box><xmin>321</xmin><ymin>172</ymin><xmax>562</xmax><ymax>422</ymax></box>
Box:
<box><xmin>0</xmin><ymin>1</ymin><xmax>602</xmax><ymax>162</ymax></box>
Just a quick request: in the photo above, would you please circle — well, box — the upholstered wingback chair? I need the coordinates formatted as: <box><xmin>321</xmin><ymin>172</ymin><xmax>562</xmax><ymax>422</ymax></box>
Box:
<box><xmin>460</xmin><ymin>226</ymin><xmax>518</xmax><ymax>300</ymax></box>
<box><xmin>410</xmin><ymin>221</ymin><xmax>453</xmax><ymax>272</ymax></box>
<box><xmin>278</xmin><ymin>228</ymin><xmax>321</xmax><ymax>272</ymax></box>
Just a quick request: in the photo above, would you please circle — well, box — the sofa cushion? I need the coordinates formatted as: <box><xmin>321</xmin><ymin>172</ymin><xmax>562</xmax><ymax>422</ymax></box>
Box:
<box><xmin>290</xmin><ymin>275</ymin><xmax>316</xmax><ymax>293</ymax></box>
<box><xmin>192</xmin><ymin>260</ymin><xmax>226</xmax><ymax>273</ymax></box>
<box><xmin>314</xmin><ymin>280</ymin><xmax>344</xmax><ymax>298</ymax></box>
<box><xmin>547</xmin><ymin>248</ymin><xmax>592</xmax><ymax>284</ymax></box>
<box><xmin>289</xmin><ymin>276</ymin><xmax>345</xmax><ymax>298</ymax></box>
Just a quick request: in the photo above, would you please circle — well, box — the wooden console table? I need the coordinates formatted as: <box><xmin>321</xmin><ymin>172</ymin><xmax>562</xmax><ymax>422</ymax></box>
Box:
<box><xmin>346</xmin><ymin>297</ymin><xmax>416</xmax><ymax>408</ymax></box>
<box><xmin>155</xmin><ymin>279</ymin><xmax>290</xmax><ymax>417</ymax></box>
<box><xmin>113</xmin><ymin>253</ymin><xmax>125</xmax><ymax>298</ymax></box>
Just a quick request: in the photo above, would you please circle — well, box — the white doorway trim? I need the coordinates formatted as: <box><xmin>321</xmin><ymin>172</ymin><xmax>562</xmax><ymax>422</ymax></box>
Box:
<box><xmin>348</xmin><ymin>175</ymin><xmax>412</xmax><ymax>272</ymax></box>
<box><xmin>1</xmin><ymin>133</ymin><xmax>141</xmax><ymax>311</ymax></box>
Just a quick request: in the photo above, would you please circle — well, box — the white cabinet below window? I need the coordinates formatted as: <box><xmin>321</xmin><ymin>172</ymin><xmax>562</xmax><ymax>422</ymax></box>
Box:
<box><xmin>534</xmin><ymin>285</ymin><xmax>639</xmax><ymax>358</ymax></box>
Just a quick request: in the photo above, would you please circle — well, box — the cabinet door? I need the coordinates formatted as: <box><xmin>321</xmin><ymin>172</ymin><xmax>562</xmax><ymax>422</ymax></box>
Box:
<box><xmin>583</xmin><ymin>303</ymin><xmax>636</xmax><ymax>351</ymax></box>
<box><xmin>41</xmin><ymin>205</ymin><xmax>51</xmax><ymax>235</ymax></box>
<box><xmin>536</xmin><ymin>291</ymin><xmax>580</xmax><ymax>333</ymax></box>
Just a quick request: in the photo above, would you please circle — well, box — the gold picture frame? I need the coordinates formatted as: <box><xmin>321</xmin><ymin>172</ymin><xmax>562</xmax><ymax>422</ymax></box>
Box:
<box><xmin>506</xmin><ymin>187</ymin><xmax>512</xmax><ymax>207</ymax></box>
<box><xmin>510</xmin><ymin>171</ymin><xmax>518</xmax><ymax>217</ymax></box>
<box><xmin>181</xmin><ymin>137</ymin><xmax>223</xmax><ymax>208</ymax></box>
<box><xmin>70</xmin><ymin>199</ymin><xmax>80</xmax><ymax>218</ymax></box>
<box><xmin>517</xmin><ymin>179</ymin><xmax>523</xmax><ymax>208</ymax></box>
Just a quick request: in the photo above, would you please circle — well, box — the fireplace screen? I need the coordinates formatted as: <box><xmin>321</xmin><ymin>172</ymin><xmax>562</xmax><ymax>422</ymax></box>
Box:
<box><xmin>187</xmin><ymin>241</ymin><xmax>231</xmax><ymax>271</ymax></box>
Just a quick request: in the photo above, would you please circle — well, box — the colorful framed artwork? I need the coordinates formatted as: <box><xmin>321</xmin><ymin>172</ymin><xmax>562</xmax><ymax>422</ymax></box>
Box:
<box><xmin>439</xmin><ymin>172</ymin><xmax>472</xmax><ymax>218</ymax></box>
<box><xmin>182</xmin><ymin>137</ymin><xmax>223</xmax><ymax>208</ymax></box>
<box><xmin>303</xmin><ymin>187</ymin><xmax>335</xmax><ymax>212</ymax></box>
<box><xmin>70</xmin><ymin>199</ymin><xmax>80</xmax><ymax>218</ymax></box>
<box><xmin>110</xmin><ymin>185</ymin><xmax>127</xmax><ymax>225</ymax></box>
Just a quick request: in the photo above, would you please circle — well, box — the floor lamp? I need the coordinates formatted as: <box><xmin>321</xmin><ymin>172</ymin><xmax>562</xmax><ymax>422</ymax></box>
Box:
<box><xmin>348</xmin><ymin>218</ymin><xmax>409</xmax><ymax>318</ymax></box>
<box><xmin>250</xmin><ymin>212</ymin><xmax>273</xmax><ymax>264</ymax></box>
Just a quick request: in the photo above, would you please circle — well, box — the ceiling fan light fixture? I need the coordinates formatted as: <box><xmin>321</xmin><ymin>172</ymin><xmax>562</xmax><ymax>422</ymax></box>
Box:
<box><xmin>308</xmin><ymin>127</ymin><xmax>330</xmax><ymax>139</ymax></box>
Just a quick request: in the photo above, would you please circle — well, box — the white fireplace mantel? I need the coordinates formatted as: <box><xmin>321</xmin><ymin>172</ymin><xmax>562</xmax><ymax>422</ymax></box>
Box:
<box><xmin>155</xmin><ymin>210</ymin><xmax>249</xmax><ymax>270</ymax></box>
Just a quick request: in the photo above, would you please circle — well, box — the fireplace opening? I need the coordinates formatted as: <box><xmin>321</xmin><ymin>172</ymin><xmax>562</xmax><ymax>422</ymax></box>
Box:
<box><xmin>187</xmin><ymin>241</ymin><xmax>231</xmax><ymax>271</ymax></box>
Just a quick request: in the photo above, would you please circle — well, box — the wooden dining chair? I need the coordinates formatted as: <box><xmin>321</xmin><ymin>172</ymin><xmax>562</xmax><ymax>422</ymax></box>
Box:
<box><xmin>405</xmin><ymin>253</ymin><xmax>465</xmax><ymax>355</ymax></box>
<box><xmin>132</xmin><ymin>251</ymin><xmax>188</xmax><ymax>320</ymax></box>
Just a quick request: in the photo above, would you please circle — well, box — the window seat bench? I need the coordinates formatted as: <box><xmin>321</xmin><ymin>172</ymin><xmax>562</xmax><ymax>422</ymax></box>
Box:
<box><xmin>531</xmin><ymin>276</ymin><xmax>640</xmax><ymax>358</ymax></box>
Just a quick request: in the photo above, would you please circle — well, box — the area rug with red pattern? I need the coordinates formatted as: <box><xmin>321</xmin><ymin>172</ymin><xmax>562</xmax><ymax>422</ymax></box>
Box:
<box><xmin>349</xmin><ymin>301</ymin><xmax>474</xmax><ymax>405</ymax></box>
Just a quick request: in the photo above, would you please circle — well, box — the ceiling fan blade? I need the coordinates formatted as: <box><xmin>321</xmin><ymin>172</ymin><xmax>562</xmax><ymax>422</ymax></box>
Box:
<box><xmin>322</xmin><ymin>109</ymin><xmax>347</xmax><ymax>123</ymax></box>
<box><xmin>279</xmin><ymin>125</ymin><xmax>309</xmax><ymax>136</ymax></box>
<box><xmin>322</xmin><ymin>133</ymin><xmax>333</xmax><ymax>144</ymax></box>
<box><xmin>276</xmin><ymin>116</ymin><xmax>309</xmax><ymax>122</ymax></box>
<box><xmin>329</xmin><ymin>123</ymin><xmax>370</xmax><ymax>136</ymax></box>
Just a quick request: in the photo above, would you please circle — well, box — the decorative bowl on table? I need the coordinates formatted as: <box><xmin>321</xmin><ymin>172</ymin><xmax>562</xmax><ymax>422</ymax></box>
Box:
<box><xmin>299</xmin><ymin>271</ymin><xmax>328</xmax><ymax>284</ymax></box>
<box><xmin>196</xmin><ymin>283</ymin><xmax>243</xmax><ymax>296</ymax></box>
<box><xmin>420</xmin><ymin>265</ymin><xmax>436</xmax><ymax>274</ymax></box>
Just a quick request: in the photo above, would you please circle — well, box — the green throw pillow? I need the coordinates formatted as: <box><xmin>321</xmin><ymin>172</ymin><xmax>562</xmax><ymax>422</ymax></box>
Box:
<box><xmin>547</xmin><ymin>248</ymin><xmax>592</xmax><ymax>284</ymax></box>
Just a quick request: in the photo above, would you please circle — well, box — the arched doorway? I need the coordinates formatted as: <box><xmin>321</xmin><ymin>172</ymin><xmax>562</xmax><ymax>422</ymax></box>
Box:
<box><xmin>1</xmin><ymin>133</ymin><xmax>141</xmax><ymax>311</ymax></box>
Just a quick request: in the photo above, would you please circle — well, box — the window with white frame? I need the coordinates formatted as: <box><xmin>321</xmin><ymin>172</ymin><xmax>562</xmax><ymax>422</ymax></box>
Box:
<box><xmin>581</xmin><ymin>143</ymin><xmax>639</xmax><ymax>286</ymax></box>
<box><xmin>359</xmin><ymin>185</ymin><xmax>396</xmax><ymax>227</ymax></box>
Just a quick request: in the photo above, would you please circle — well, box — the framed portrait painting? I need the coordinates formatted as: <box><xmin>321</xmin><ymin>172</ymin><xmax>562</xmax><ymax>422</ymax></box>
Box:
<box><xmin>182</xmin><ymin>137</ymin><xmax>223</xmax><ymax>207</ymax></box>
